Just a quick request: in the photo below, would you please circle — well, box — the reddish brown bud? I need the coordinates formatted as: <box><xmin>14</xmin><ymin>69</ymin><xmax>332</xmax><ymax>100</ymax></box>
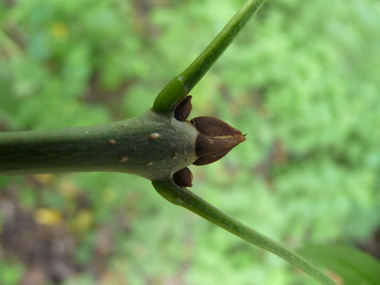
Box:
<box><xmin>190</xmin><ymin>117</ymin><xmax>246</xmax><ymax>165</ymax></box>
<box><xmin>173</xmin><ymin>167</ymin><xmax>193</xmax><ymax>187</ymax></box>
<box><xmin>174</xmin><ymin>96</ymin><xmax>193</xmax><ymax>121</ymax></box>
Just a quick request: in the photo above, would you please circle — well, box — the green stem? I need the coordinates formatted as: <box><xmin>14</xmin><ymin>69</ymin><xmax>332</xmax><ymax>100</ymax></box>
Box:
<box><xmin>152</xmin><ymin>0</ymin><xmax>267</xmax><ymax>115</ymax></box>
<box><xmin>0</xmin><ymin>111</ymin><xmax>198</xmax><ymax>180</ymax></box>
<box><xmin>153</xmin><ymin>178</ymin><xmax>338</xmax><ymax>285</ymax></box>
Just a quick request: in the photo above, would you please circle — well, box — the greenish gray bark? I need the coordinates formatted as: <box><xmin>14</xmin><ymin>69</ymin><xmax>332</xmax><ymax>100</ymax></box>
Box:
<box><xmin>0</xmin><ymin>110</ymin><xmax>198</xmax><ymax>180</ymax></box>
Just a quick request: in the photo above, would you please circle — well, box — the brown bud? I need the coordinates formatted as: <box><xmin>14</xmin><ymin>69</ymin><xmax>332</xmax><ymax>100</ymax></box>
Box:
<box><xmin>173</xmin><ymin>167</ymin><xmax>193</xmax><ymax>187</ymax></box>
<box><xmin>174</xmin><ymin>96</ymin><xmax>192</xmax><ymax>121</ymax></box>
<box><xmin>190</xmin><ymin>116</ymin><xmax>246</xmax><ymax>165</ymax></box>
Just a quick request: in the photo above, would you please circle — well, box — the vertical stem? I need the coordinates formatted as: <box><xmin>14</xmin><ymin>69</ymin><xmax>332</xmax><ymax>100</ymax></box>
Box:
<box><xmin>152</xmin><ymin>0</ymin><xmax>267</xmax><ymax>115</ymax></box>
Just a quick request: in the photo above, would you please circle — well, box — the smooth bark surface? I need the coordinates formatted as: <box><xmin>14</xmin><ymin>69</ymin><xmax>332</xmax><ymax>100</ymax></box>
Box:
<box><xmin>0</xmin><ymin>110</ymin><xmax>198</xmax><ymax>180</ymax></box>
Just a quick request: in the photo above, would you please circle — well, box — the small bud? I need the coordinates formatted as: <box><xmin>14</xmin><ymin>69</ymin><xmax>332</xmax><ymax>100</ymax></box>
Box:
<box><xmin>190</xmin><ymin>116</ymin><xmax>246</xmax><ymax>165</ymax></box>
<box><xmin>174</xmin><ymin>96</ymin><xmax>192</xmax><ymax>121</ymax></box>
<box><xmin>173</xmin><ymin>167</ymin><xmax>193</xmax><ymax>187</ymax></box>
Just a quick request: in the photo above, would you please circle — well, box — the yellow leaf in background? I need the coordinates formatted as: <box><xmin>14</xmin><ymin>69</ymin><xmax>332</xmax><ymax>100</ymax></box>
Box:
<box><xmin>73</xmin><ymin>210</ymin><xmax>93</xmax><ymax>233</ymax></box>
<box><xmin>33</xmin><ymin>174</ymin><xmax>55</xmax><ymax>185</ymax></box>
<box><xmin>35</xmin><ymin>208</ymin><xmax>62</xmax><ymax>226</ymax></box>
<box><xmin>59</xmin><ymin>179</ymin><xmax>80</xmax><ymax>199</ymax></box>
<box><xmin>51</xmin><ymin>22</ymin><xmax>69</xmax><ymax>40</ymax></box>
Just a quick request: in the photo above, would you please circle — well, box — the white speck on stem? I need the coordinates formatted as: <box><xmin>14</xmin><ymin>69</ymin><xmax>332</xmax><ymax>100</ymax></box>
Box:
<box><xmin>148</xmin><ymin>133</ymin><xmax>160</xmax><ymax>140</ymax></box>
<box><xmin>119</xmin><ymin>157</ymin><xmax>128</xmax><ymax>162</ymax></box>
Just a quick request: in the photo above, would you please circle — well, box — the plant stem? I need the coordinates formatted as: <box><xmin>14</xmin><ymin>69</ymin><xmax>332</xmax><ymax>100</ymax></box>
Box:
<box><xmin>152</xmin><ymin>0</ymin><xmax>267</xmax><ymax>115</ymax></box>
<box><xmin>153</xmin><ymin>178</ymin><xmax>338</xmax><ymax>285</ymax></box>
<box><xmin>0</xmin><ymin>111</ymin><xmax>198</xmax><ymax>180</ymax></box>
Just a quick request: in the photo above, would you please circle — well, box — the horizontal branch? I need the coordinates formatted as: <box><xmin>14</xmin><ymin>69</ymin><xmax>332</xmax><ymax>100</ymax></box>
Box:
<box><xmin>0</xmin><ymin>111</ymin><xmax>198</xmax><ymax>180</ymax></box>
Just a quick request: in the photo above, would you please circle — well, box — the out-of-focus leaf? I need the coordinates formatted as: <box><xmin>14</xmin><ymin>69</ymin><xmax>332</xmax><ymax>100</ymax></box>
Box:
<box><xmin>298</xmin><ymin>245</ymin><xmax>380</xmax><ymax>285</ymax></box>
<box><xmin>34</xmin><ymin>208</ymin><xmax>62</xmax><ymax>226</ymax></box>
<box><xmin>0</xmin><ymin>261</ymin><xmax>24</xmax><ymax>285</ymax></box>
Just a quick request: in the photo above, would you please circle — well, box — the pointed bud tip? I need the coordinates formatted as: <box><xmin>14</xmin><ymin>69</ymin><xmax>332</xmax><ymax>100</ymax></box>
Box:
<box><xmin>190</xmin><ymin>116</ymin><xmax>246</xmax><ymax>165</ymax></box>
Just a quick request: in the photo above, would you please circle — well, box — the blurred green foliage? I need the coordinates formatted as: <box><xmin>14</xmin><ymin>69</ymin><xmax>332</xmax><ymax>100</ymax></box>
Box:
<box><xmin>1</xmin><ymin>0</ymin><xmax>380</xmax><ymax>284</ymax></box>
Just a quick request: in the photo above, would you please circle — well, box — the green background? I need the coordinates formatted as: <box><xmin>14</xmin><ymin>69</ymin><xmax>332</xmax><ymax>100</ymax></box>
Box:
<box><xmin>1</xmin><ymin>0</ymin><xmax>379</xmax><ymax>284</ymax></box>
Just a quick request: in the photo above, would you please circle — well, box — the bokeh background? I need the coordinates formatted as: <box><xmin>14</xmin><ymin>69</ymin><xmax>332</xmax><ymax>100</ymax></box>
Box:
<box><xmin>1</xmin><ymin>0</ymin><xmax>380</xmax><ymax>284</ymax></box>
